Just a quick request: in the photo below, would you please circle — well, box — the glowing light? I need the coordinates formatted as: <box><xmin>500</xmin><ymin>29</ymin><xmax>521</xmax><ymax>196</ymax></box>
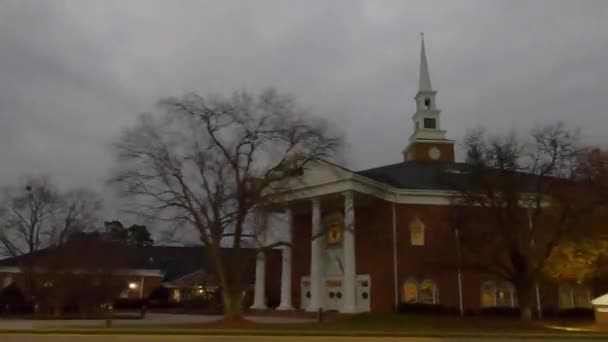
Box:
<box><xmin>128</xmin><ymin>282</ymin><xmax>138</xmax><ymax>290</ymax></box>
<box><xmin>544</xmin><ymin>324</ymin><xmax>594</xmax><ymax>332</ymax></box>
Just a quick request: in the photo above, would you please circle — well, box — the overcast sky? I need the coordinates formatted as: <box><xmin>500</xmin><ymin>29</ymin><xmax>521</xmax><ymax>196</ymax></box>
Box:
<box><xmin>1</xmin><ymin>0</ymin><xmax>607</xmax><ymax>197</ymax></box>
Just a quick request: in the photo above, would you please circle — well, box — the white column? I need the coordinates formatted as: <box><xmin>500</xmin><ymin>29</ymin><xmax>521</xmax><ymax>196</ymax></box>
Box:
<box><xmin>455</xmin><ymin>229</ymin><xmax>464</xmax><ymax>316</ymax></box>
<box><xmin>307</xmin><ymin>197</ymin><xmax>323</xmax><ymax>312</ymax></box>
<box><xmin>251</xmin><ymin>229</ymin><xmax>267</xmax><ymax>310</ymax></box>
<box><xmin>392</xmin><ymin>202</ymin><xmax>398</xmax><ymax>309</ymax></box>
<box><xmin>535</xmin><ymin>283</ymin><xmax>542</xmax><ymax>319</ymax></box>
<box><xmin>277</xmin><ymin>207</ymin><xmax>294</xmax><ymax>311</ymax></box>
<box><xmin>341</xmin><ymin>191</ymin><xmax>357</xmax><ymax>313</ymax></box>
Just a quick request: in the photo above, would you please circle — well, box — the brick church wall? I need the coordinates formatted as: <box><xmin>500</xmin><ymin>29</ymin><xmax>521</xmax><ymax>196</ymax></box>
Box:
<box><xmin>355</xmin><ymin>199</ymin><xmax>395</xmax><ymax>312</ymax></box>
<box><xmin>392</xmin><ymin>203</ymin><xmax>460</xmax><ymax>310</ymax></box>
<box><xmin>287</xmin><ymin>197</ymin><xmax>586</xmax><ymax>313</ymax></box>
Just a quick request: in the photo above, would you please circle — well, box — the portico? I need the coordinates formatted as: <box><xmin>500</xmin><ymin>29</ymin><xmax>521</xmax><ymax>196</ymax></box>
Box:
<box><xmin>252</xmin><ymin>189</ymin><xmax>369</xmax><ymax>313</ymax></box>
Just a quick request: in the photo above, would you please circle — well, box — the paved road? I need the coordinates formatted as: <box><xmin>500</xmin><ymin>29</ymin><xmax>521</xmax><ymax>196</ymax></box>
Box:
<box><xmin>0</xmin><ymin>336</ymin><xmax>604</xmax><ymax>342</ymax></box>
<box><xmin>0</xmin><ymin>313</ymin><xmax>312</xmax><ymax>330</ymax></box>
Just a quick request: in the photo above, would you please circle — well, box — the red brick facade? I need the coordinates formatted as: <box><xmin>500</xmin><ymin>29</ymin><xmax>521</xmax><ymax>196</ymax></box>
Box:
<box><xmin>287</xmin><ymin>197</ymin><xmax>604</xmax><ymax>313</ymax></box>
<box><xmin>404</xmin><ymin>142</ymin><xmax>455</xmax><ymax>163</ymax></box>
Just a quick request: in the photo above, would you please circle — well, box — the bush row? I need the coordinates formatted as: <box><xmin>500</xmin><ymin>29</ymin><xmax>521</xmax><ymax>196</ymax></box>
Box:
<box><xmin>396</xmin><ymin>303</ymin><xmax>594</xmax><ymax>318</ymax></box>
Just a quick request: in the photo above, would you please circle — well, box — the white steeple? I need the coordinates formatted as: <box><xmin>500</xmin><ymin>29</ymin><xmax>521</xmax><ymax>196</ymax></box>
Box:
<box><xmin>403</xmin><ymin>34</ymin><xmax>455</xmax><ymax>162</ymax></box>
<box><xmin>409</xmin><ymin>33</ymin><xmax>446</xmax><ymax>142</ymax></box>
<box><xmin>418</xmin><ymin>33</ymin><xmax>433</xmax><ymax>92</ymax></box>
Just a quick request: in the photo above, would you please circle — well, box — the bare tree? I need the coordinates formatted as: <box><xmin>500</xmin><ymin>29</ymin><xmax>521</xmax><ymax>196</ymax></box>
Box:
<box><xmin>0</xmin><ymin>175</ymin><xmax>103</xmax><ymax>256</ymax></box>
<box><xmin>48</xmin><ymin>188</ymin><xmax>104</xmax><ymax>246</ymax></box>
<box><xmin>452</xmin><ymin>122</ymin><xmax>600</xmax><ymax>320</ymax></box>
<box><xmin>576</xmin><ymin>147</ymin><xmax>608</xmax><ymax>203</ymax></box>
<box><xmin>111</xmin><ymin>89</ymin><xmax>340</xmax><ymax>318</ymax></box>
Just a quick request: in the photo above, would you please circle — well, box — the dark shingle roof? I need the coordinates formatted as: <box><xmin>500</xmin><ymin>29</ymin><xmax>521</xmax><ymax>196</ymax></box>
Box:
<box><xmin>356</xmin><ymin>161</ymin><xmax>473</xmax><ymax>191</ymax></box>
<box><xmin>0</xmin><ymin>246</ymin><xmax>265</xmax><ymax>283</ymax></box>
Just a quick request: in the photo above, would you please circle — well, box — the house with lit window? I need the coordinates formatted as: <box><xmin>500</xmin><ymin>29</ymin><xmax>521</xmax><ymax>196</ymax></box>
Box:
<box><xmin>0</xmin><ymin>245</ymin><xmax>281</xmax><ymax>312</ymax></box>
<box><xmin>248</xmin><ymin>36</ymin><xmax>600</xmax><ymax>315</ymax></box>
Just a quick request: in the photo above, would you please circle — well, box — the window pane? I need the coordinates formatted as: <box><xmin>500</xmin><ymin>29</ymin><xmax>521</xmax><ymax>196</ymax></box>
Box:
<box><xmin>496</xmin><ymin>284</ymin><xmax>515</xmax><ymax>307</ymax></box>
<box><xmin>423</xmin><ymin>118</ymin><xmax>436</xmax><ymax>129</ymax></box>
<box><xmin>410</xmin><ymin>218</ymin><xmax>425</xmax><ymax>246</ymax></box>
<box><xmin>573</xmin><ymin>286</ymin><xmax>591</xmax><ymax>308</ymax></box>
<box><xmin>559</xmin><ymin>285</ymin><xmax>573</xmax><ymax>309</ymax></box>
<box><xmin>411</xmin><ymin>227</ymin><xmax>424</xmax><ymax>246</ymax></box>
<box><xmin>419</xmin><ymin>281</ymin><xmax>437</xmax><ymax>304</ymax></box>
<box><xmin>402</xmin><ymin>281</ymin><xmax>417</xmax><ymax>303</ymax></box>
<box><xmin>481</xmin><ymin>282</ymin><xmax>496</xmax><ymax>307</ymax></box>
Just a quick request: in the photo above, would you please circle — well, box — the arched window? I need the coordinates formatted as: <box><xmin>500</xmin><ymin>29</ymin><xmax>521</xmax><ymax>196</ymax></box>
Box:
<box><xmin>481</xmin><ymin>281</ymin><xmax>516</xmax><ymax>308</ymax></box>
<box><xmin>402</xmin><ymin>279</ymin><xmax>418</xmax><ymax>303</ymax></box>
<box><xmin>573</xmin><ymin>285</ymin><xmax>591</xmax><ymax>308</ymax></box>
<box><xmin>401</xmin><ymin>278</ymin><xmax>439</xmax><ymax>304</ymax></box>
<box><xmin>559</xmin><ymin>283</ymin><xmax>591</xmax><ymax>308</ymax></box>
<box><xmin>419</xmin><ymin>279</ymin><xmax>438</xmax><ymax>304</ymax></box>
<box><xmin>481</xmin><ymin>281</ymin><xmax>496</xmax><ymax>307</ymax></box>
<box><xmin>410</xmin><ymin>217</ymin><xmax>425</xmax><ymax>246</ymax></box>
<box><xmin>424</xmin><ymin>98</ymin><xmax>431</xmax><ymax>110</ymax></box>
<box><xmin>496</xmin><ymin>282</ymin><xmax>516</xmax><ymax>307</ymax></box>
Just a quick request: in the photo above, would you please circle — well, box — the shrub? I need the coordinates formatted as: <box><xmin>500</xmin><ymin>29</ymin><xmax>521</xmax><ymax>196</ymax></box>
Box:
<box><xmin>557</xmin><ymin>308</ymin><xmax>594</xmax><ymax>319</ymax></box>
<box><xmin>397</xmin><ymin>303</ymin><xmax>445</xmax><ymax>315</ymax></box>
<box><xmin>478</xmin><ymin>307</ymin><xmax>520</xmax><ymax>317</ymax></box>
<box><xmin>114</xmin><ymin>298</ymin><xmax>148</xmax><ymax>310</ymax></box>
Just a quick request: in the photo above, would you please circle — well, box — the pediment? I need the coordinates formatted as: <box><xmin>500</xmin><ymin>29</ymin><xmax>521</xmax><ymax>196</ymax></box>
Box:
<box><xmin>289</xmin><ymin>160</ymin><xmax>353</xmax><ymax>189</ymax></box>
<box><xmin>266</xmin><ymin>160</ymin><xmax>354</xmax><ymax>197</ymax></box>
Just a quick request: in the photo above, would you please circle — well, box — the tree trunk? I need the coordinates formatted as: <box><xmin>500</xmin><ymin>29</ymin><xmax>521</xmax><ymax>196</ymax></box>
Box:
<box><xmin>222</xmin><ymin>287</ymin><xmax>243</xmax><ymax>319</ymax></box>
<box><xmin>515</xmin><ymin>279</ymin><xmax>535</xmax><ymax>321</ymax></box>
<box><xmin>520</xmin><ymin>305</ymin><xmax>533</xmax><ymax>321</ymax></box>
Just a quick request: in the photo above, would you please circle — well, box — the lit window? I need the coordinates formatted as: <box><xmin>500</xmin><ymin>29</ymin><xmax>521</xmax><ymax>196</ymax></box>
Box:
<box><xmin>559</xmin><ymin>283</ymin><xmax>591</xmax><ymax>309</ymax></box>
<box><xmin>496</xmin><ymin>283</ymin><xmax>516</xmax><ymax>307</ymax></box>
<box><xmin>419</xmin><ymin>279</ymin><xmax>438</xmax><ymax>304</ymax></box>
<box><xmin>481</xmin><ymin>281</ymin><xmax>496</xmax><ymax>307</ymax></box>
<box><xmin>410</xmin><ymin>217</ymin><xmax>425</xmax><ymax>246</ymax></box>
<box><xmin>481</xmin><ymin>281</ymin><xmax>516</xmax><ymax>308</ymax></box>
<box><xmin>173</xmin><ymin>289</ymin><xmax>181</xmax><ymax>302</ymax></box>
<box><xmin>401</xmin><ymin>278</ymin><xmax>439</xmax><ymax>304</ymax></box>
<box><xmin>324</xmin><ymin>212</ymin><xmax>344</xmax><ymax>247</ymax></box>
<box><xmin>402</xmin><ymin>279</ymin><xmax>418</xmax><ymax>303</ymax></box>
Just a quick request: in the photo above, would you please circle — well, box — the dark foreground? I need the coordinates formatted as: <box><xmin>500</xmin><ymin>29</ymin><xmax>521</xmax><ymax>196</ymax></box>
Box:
<box><xmin>1</xmin><ymin>335</ymin><xmax>608</xmax><ymax>342</ymax></box>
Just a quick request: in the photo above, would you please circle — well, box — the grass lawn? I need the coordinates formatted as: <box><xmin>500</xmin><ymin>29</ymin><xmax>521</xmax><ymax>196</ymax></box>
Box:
<box><xmin>52</xmin><ymin>313</ymin><xmax>604</xmax><ymax>337</ymax></box>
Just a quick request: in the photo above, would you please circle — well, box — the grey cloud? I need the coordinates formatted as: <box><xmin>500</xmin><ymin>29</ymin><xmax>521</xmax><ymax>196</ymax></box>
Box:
<box><xmin>0</xmin><ymin>0</ymin><xmax>607</xmax><ymax>201</ymax></box>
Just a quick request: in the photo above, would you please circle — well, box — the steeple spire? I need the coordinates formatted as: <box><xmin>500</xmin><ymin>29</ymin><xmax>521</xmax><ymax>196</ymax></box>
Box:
<box><xmin>403</xmin><ymin>33</ymin><xmax>454</xmax><ymax>163</ymax></box>
<box><xmin>418</xmin><ymin>33</ymin><xmax>433</xmax><ymax>92</ymax></box>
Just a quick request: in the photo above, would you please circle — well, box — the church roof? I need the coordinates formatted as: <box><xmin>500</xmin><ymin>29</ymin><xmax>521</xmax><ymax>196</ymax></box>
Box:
<box><xmin>357</xmin><ymin>161</ymin><xmax>472</xmax><ymax>191</ymax></box>
<box><xmin>0</xmin><ymin>245</ymin><xmax>277</xmax><ymax>284</ymax></box>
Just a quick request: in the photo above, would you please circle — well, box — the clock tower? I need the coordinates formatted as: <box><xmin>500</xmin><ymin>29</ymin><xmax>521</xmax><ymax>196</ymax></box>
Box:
<box><xmin>403</xmin><ymin>34</ymin><xmax>455</xmax><ymax>163</ymax></box>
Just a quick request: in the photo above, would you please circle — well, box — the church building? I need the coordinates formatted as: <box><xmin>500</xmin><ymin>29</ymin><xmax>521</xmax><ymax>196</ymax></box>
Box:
<box><xmin>250</xmin><ymin>36</ymin><xmax>594</xmax><ymax>314</ymax></box>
